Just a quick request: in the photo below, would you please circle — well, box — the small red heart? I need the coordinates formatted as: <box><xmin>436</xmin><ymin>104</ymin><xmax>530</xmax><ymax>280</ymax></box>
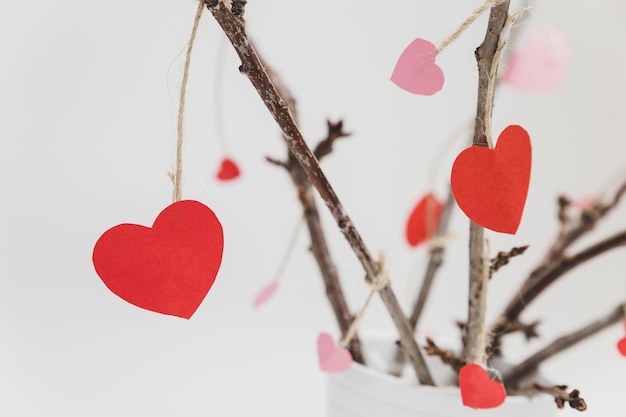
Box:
<box><xmin>317</xmin><ymin>332</ymin><xmax>352</xmax><ymax>373</ymax></box>
<box><xmin>406</xmin><ymin>193</ymin><xmax>443</xmax><ymax>247</ymax></box>
<box><xmin>92</xmin><ymin>200</ymin><xmax>224</xmax><ymax>319</ymax></box>
<box><xmin>451</xmin><ymin>125</ymin><xmax>531</xmax><ymax>234</ymax></box>
<box><xmin>390</xmin><ymin>38</ymin><xmax>444</xmax><ymax>96</ymax></box>
<box><xmin>216</xmin><ymin>157</ymin><xmax>241</xmax><ymax>181</ymax></box>
<box><xmin>459</xmin><ymin>364</ymin><xmax>506</xmax><ymax>409</ymax></box>
<box><xmin>617</xmin><ymin>336</ymin><xmax>626</xmax><ymax>357</ymax></box>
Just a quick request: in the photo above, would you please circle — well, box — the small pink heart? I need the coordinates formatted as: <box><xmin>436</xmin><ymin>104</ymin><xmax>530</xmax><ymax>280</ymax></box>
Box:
<box><xmin>503</xmin><ymin>27</ymin><xmax>569</xmax><ymax>92</ymax></box>
<box><xmin>459</xmin><ymin>364</ymin><xmax>506</xmax><ymax>409</ymax></box>
<box><xmin>391</xmin><ymin>38</ymin><xmax>444</xmax><ymax>96</ymax></box>
<box><xmin>317</xmin><ymin>332</ymin><xmax>352</xmax><ymax>373</ymax></box>
<box><xmin>216</xmin><ymin>157</ymin><xmax>241</xmax><ymax>181</ymax></box>
<box><xmin>617</xmin><ymin>337</ymin><xmax>626</xmax><ymax>357</ymax></box>
<box><xmin>253</xmin><ymin>281</ymin><xmax>278</xmax><ymax>309</ymax></box>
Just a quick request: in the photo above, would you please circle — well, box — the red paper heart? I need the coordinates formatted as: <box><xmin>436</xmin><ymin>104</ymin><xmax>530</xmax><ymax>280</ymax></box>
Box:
<box><xmin>459</xmin><ymin>364</ymin><xmax>506</xmax><ymax>409</ymax></box>
<box><xmin>390</xmin><ymin>38</ymin><xmax>444</xmax><ymax>96</ymax></box>
<box><xmin>406</xmin><ymin>193</ymin><xmax>443</xmax><ymax>247</ymax></box>
<box><xmin>451</xmin><ymin>125</ymin><xmax>531</xmax><ymax>234</ymax></box>
<box><xmin>216</xmin><ymin>157</ymin><xmax>241</xmax><ymax>181</ymax></box>
<box><xmin>317</xmin><ymin>332</ymin><xmax>352</xmax><ymax>373</ymax></box>
<box><xmin>92</xmin><ymin>200</ymin><xmax>224</xmax><ymax>319</ymax></box>
<box><xmin>617</xmin><ymin>337</ymin><xmax>626</xmax><ymax>357</ymax></box>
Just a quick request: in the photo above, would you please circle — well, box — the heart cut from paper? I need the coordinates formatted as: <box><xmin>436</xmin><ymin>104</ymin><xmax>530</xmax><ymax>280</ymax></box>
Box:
<box><xmin>317</xmin><ymin>332</ymin><xmax>352</xmax><ymax>373</ymax></box>
<box><xmin>451</xmin><ymin>125</ymin><xmax>531</xmax><ymax>234</ymax></box>
<box><xmin>617</xmin><ymin>337</ymin><xmax>626</xmax><ymax>357</ymax></box>
<box><xmin>92</xmin><ymin>200</ymin><xmax>224</xmax><ymax>319</ymax></box>
<box><xmin>459</xmin><ymin>364</ymin><xmax>506</xmax><ymax>409</ymax></box>
<box><xmin>406</xmin><ymin>193</ymin><xmax>444</xmax><ymax>247</ymax></box>
<box><xmin>253</xmin><ymin>281</ymin><xmax>279</xmax><ymax>309</ymax></box>
<box><xmin>391</xmin><ymin>38</ymin><xmax>444</xmax><ymax>96</ymax></box>
<box><xmin>503</xmin><ymin>27</ymin><xmax>569</xmax><ymax>92</ymax></box>
<box><xmin>216</xmin><ymin>157</ymin><xmax>241</xmax><ymax>181</ymax></box>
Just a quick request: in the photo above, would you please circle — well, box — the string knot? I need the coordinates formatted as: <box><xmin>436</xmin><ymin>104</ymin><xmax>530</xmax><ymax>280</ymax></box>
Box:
<box><xmin>366</xmin><ymin>252</ymin><xmax>390</xmax><ymax>292</ymax></box>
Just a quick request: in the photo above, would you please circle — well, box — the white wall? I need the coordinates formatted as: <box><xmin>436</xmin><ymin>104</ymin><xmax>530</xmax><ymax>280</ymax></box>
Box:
<box><xmin>1</xmin><ymin>1</ymin><xmax>625</xmax><ymax>415</ymax></box>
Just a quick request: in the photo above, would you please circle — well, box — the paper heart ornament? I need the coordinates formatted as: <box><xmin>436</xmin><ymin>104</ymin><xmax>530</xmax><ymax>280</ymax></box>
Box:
<box><xmin>406</xmin><ymin>193</ymin><xmax>443</xmax><ymax>247</ymax></box>
<box><xmin>216</xmin><ymin>157</ymin><xmax>241</xmax><ymax>181</ymax></box>
<box><xmin>617</xmin><ymin>321</ymin><xmax>626</xmax><ymax>357</ymax></box>
<box><xmin>617</xmin><ymin>337</ymin><xmax>626</xmax><ymax>357</ymax></box>
<box><xmin>451</xmin><ymin>125</ymin><xmax>531</xmax><ymax>234</ymax></box>
<box><xmin>503</xmin><ymin>27</ymin><xmax>569</xmax><ymax>92</ymax></box>
<box><xmin>317</xmin><ymin>332</ymin><xmax>352</xmax><ymax>373</ymax></box>
<box><xmin>459</xmin><ymin>364</ymin><xmax>506</xmax><ymax>409</ymax></box>
<box><xmin>391</xmin><ymin>38</ymin><xmax>444</xmax><ymax>96</ymax></box>
<box><xmin>253</xmin><ymin>281</ymin><xmax>279</xmax><ymax>309</ymax></box>
<box><xmin>92</xmin><ymin>200</ymin><xmax>224</xmax><ymax>319</ymax></box>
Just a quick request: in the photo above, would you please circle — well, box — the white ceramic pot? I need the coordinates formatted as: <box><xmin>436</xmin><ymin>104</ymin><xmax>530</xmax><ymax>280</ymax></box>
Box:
<box><xmin>325</xmin><ymin>339</ymin><xmax>557</xmax><ymax>417</ymax></box>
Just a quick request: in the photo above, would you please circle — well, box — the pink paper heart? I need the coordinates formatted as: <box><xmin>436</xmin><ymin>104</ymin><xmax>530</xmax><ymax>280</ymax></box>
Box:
<box><xmin>216</xmin><ymin>157</ymin><xmax>241</xmax><ymax>181</ymax></box>
<box><xmin>253</xmin><ymin>281</ymin><xmax>278</xmax><ymax>309</ymax></box>
<box><xmin>503</xmin><ymin>27</ymin><xmax>569</xmax><ymax>92</ymax></box>
<box><xmin>459</xmin><ymin>364</ymin><xmax>506</xmax><ymax>409</ymax></box>
<box><xmin>391</xmin><ymin>38</ymin><xmax>444</xmax><ymax>96</ymax></box>
<box><xmin>317</xmin><ymin>332</ymin><xmax>352</xmax><ymax>373</ymax></box>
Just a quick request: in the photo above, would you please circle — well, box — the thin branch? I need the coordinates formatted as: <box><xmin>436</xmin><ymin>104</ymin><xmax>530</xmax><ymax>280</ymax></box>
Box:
<box><xmin>205</xmin><ymin>0</ymin><xmax>433</xmax><ymax>385</ymax></box>
<box><xmin>490</xmin><ymin>245</ymin><xmax>529</xmax><ymax>277</ymax></box>
<box><xmin>527</xmin><ymin>383</ymin><xmax>587</xmax><ymax>411</ymax></box>
<box><xmin>463</xmin><ymin>1</ymin><xmax>511</xmax><ymax>365</ymax></box>
<box><xmin>492</xmin><ymin>229</ymin><xmax>626</xmax><ymax>342</ymax></box>
<box><xmin>490</xmin><ymin>183</ymin><xmax>626</xmax><ymax>350</ymax></box>
<box><xmin>504</xmin><ymin>303</ymin><xmax>625</xmax><ymax>386</ymax></box>
<box><xmin>424</xmin><ymin>336</ymin><xmax>465</xmax><ymax>373</ymax></box>
<box><xmin>313</xmin><ymin>120</ymin><xmax>351</xmax><ymax>161</ymax></box>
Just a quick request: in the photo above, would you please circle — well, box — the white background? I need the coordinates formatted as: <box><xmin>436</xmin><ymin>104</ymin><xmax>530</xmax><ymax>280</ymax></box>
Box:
<box><xmin>1</xmin><ymin>0</ymin><xmax>625</xmax><ymax>416</ymax></box>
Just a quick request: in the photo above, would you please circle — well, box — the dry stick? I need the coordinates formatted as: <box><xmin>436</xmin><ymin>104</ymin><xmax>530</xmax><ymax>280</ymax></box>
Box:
<box><xmin>171</xmin><ymin>1</ymin><xmax>204</xmax><ymax>202</ymax></box>
<box><xmin>490</xmin><ymin>183</ymin><xmax>626</xmax><ymax>346</ymax></box>
<box><xmin>203</xmin><ymin>2</ymin><xmax>434</xmax><ymax>378</ymax></box>
<box><xmin>462</xmin><ymin>1</ymin><xmax>512</xmax><ymax>365</ymax></box>
<box><xmin>503</xmin><ymin>303</ymin><xmax>626</xmax><ymax>386</ymax></box>
<box><xmin>262</xmin><ymin>63</ymin><xmax>365</xmax><ymax>363</ymax></box>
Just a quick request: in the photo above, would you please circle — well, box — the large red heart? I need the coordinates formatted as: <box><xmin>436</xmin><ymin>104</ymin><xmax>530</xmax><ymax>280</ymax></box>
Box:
<box><xmin>390</xmin><ymin>38</ymin><xmax>444</xmax><ymax>96</ymax></box>
<box><xmin>92</xmin><ymin>200</ymin><xmax>224</xmax><ymax>319</ymax></box>
<box><xmin>450</xmin><ymin>125</ymin><xmax>531</xmax><ymax>234</ymax></box>
<box><xmin>459</xmin><ymin>363</ymin><xmax>506</xmax><ymax>409</ymax></box>
<box><xmin>617</xmin><ymin>337</ymin><xmax>626</xmax><ymax>357</ymax></box>
<box><xmin>405</xmin><ymin>192</ymin><xmax>443</xmax><ymax>247</ymax></box>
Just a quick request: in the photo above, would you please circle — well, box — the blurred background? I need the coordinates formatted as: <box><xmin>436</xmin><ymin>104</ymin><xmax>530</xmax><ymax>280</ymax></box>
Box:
<box><xmin>1</xmin><ymin>0</ymin><xmax>625</xmax><ymax>415</ymax></box>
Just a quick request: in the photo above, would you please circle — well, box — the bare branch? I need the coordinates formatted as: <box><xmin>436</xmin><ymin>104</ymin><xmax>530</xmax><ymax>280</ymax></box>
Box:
<box><xmin>503</xmin><ymin>303</ymin><xmax>625</xmax><ymax>385</ymax></box>
<box><xmin>490</xmin><ymin>245</ymin><xmax>529</xmax><ymax>277</ymax></box>
<box><xmin>205</xmin><ymin>0</ymin><xmax>433</xmax><ymax>385</ymax></box>
<box><xmin>424</xmin><ymin>337</ymin><xmax>465</xmax><ymax>373</ymax></box>
<box><xmin>528</xmin><ymin>383</ymin><xmax>587</xmax><ymax>411</ymax></box>
<box><xmin>463</xmin><ymin>1</ymin><xmax>511</xmax><ymax>365</ymax></box>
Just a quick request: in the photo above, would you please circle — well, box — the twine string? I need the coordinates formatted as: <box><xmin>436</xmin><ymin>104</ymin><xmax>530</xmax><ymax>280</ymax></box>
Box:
<box><xmin>437</xmin><ymin>0</ymin><xmax>503</xmax><ymax>54</ymax></box>
<box><xmin>172</xmin><ymin>1</ymin><xmax>204</xmax><ymax>202</ymax></box>
<box><xmin>340</xmin><ymin>253</ymin><xmax>390</xmax><ymax>348</ymax></box>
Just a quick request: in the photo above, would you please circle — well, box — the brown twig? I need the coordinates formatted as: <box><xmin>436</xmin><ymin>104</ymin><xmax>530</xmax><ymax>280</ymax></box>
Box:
<box><xmin>527</xmin><ymin>383</ymin><xmax>587</xmax><ymax>411</ymax></box>
<box><xmin>503</xmin><ymin>303</ymin><xmax>625</xmax><ymax>386</ymax></box>
<box><xmin>205</xmin><ymin>0</ymin><xmax>434</xmax><ymax>385</ymax></box>
<box><xmin>313</xmin><ymin>120</ymin><xmax>351</xmax><ymax>161</ymax></box>
<box><xmin>490</xmin><ymin>245</ymin><xmax>529</xmax><ymax>276</ymax></box>
<box><xmin>424</xmin><ymin>337</ymin><xmax>465</xmax><ymax>373</ymax></box>
<box><xmin>491</xmin><ymin>229</ymin><xmax>626</xmax><ymax>347</ymax></box>
<box><xmin>463</xmin><ymin>1</ymin><xmax>511</xmax><ymax>365</ymax></box>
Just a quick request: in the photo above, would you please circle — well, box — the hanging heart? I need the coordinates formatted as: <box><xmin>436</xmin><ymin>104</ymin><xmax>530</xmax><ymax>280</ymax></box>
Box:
<box><xmin>253</xmin><ymin>281</ymin><xmax>279</xmax><ymax>309</ymax></box>
<box><xmin>406</xmin><ymin>192</ymin><xmax>444</xmax><ymax>247</ymax></box>
<box><xmin>450</xmin><ymin>125</ymin><xmax>531</xmax><ymax>234</ymax></box>
<box><xmin>216</xmin><ymin>157</ymin><xmax>241</xmax><ymax>181</ymax></box>
<box><xmin>92</xmin><ymin>200</ymin><xmax>224</xmax><ymax>319</ymax></box>
<box><xmin>502</xmin><ymin>27</ymin><xmax>569</xmax><ymax>92</ymax></box>
<box><xmin>459</xmin><ymin>363</ymin><xmax>507</xmax><ymax>409</ymax></box>
<box><xmin>390</xmin><ymin>38</ymin><xmax>444</xmax><ymax>96</ymax></box>
<box><xmin>317</xmin><ymin>332</ymin><xmax>352</xmax><ymax>373</ymax></box>
<box><xmin>617</xmin><ymin>320</ymin><xmax>626</xmax><ymax>357</ymax></box>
